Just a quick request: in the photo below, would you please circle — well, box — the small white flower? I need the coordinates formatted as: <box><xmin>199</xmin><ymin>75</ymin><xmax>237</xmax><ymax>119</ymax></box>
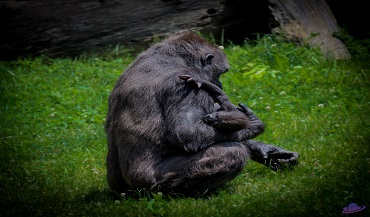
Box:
<box><xmin>279</xmin><ymin>91</ymin><xmax>286</xmax><ymax>96</ymax></box>
<box><xmin>121</xmin><ymin>193</ymin><xmax>126</xmax><ymax>197</ymax></box>
<box><xmin>92</xmin><ymin>168</ymin><xmax>99</xmax><ymax>175</ymax></box>
<box><xmin>317</xmin><ymin>104</ymin><xmax>324</xmax><ymax>108</ymax></box>
<box><xmin>259</xmin><ymin>97</ymin><xmax>263</xmax><ymax>100</ymax></box>
<box><xmin>265</xmin><ymin>106</ymin><xmax>271</xmax><ymax>110</ymax></box>
<box><xmin>115</xmin><ymin>200</ymin><xmax>120</xmax><ymax>204</ymax></box>
<box><xmin>218</xmin><ymin>45</ymin><xmax>224</xmax><ymax>50</ymax></box>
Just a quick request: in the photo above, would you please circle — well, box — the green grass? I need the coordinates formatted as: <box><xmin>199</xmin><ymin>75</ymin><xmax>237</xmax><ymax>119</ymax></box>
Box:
<box><xmin>1</xmin><ymin>35</ymin><xmax>369</xmax><ymax>217</ymax></box>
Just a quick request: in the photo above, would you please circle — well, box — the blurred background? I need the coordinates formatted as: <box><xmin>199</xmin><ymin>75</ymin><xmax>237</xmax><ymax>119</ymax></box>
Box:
<box><xmin>0</xmin><ymin>0</ymin><xmax>368</xmax><ymax>60</ymax></box>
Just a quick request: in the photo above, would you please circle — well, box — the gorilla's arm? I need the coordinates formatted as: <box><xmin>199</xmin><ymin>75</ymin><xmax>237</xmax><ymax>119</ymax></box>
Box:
<box><xmin>164</xmin><ymin>103</ymin><xmax>230</xmax><ymax>152</ymax></box>
<box><xmin>231</xmin><ymin>104</ymin><xmax>299</xmax><ymax>170</ymax></box>
<box><xmin>162</xmin><ymin>77</ymin><xmax>233</xmax><ymax>152</ymax></box>
<box><xmin>165</xmin><ymin>76</ymin><xmax>268</xmax><ymax>152</ymax></box>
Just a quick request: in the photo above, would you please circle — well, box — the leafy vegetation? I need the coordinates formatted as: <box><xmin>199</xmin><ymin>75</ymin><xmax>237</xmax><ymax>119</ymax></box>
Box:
<box><xmin>1</xmin><ymin>35</ymin><xmax>369</xmax><ymax>217</ymax></box>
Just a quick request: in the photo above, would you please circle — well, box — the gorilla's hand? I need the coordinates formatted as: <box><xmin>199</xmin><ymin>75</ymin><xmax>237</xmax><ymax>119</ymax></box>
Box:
<box><xmin>245</xmin><ymin>140</ymin><xmax>299</xmax><ymax>171</ymax></box>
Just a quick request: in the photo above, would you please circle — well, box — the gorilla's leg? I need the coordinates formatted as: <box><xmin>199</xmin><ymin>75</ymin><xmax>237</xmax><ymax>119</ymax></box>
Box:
<box><xmin>152</xmin><ymin>142</ymin><xmax>249</xmax><ymax>196</ymax></box>
<box><xmin>242</xmin><ymin>140</ymin><xmax>299</xmax><ymax>171</ymax></box>
<box><xmin>202</xmin><ymin>110</ymin><xmax>250</xmax><ymax>132</ymax></box>
<box><xmin>106</xmin><ymin>145</ymin><xmax>130</xmax><ymax>194</ymax></box>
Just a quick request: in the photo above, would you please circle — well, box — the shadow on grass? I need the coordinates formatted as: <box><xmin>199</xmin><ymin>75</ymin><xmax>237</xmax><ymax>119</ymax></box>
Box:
<box><xmin>0</xmin><ymin>145</ymin><xmax>64</xmax><ymax>217</ymax></box>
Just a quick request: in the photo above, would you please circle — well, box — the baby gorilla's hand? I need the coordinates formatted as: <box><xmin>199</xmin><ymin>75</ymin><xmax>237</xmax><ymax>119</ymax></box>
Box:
<box><xmin>179</xmin><ymin>75</ymin><xmax>202</xmax><ymax>88</ymax></box>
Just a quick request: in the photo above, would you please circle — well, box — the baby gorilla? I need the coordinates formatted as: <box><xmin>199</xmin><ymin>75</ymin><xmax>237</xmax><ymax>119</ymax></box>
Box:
<box><xmin>179</xmin><ymin>74</ymin><xmax>250</xmax><ymax>133</ymax></box>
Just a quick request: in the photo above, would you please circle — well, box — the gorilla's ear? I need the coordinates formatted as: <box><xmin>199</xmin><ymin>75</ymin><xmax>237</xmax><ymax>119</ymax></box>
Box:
<box><xmin>202</xmin><ymin>54</ymin><xmax>214</xmax><ymax>66</ymax></box>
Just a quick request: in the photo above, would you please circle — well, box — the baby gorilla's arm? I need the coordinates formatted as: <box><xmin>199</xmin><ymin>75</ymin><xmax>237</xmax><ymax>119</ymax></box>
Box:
<box><xmin>179</xmin><ymin>75</ymin><xmax>250</xmax><ymax>132</ymax></box>
<box><xmin>179</xmin><ymin>75</ymin><xmax>234</xmax><ymax>111</ymax></box>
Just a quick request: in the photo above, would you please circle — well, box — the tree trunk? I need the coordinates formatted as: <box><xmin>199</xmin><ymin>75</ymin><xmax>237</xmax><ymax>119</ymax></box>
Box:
<box><xmin>269</xmin><ymin>0</ymin><xmax>351</xmax><ymax>59</ymax></box>
<box><xmin>0</xmin><ymin>0</ymin><xmax>238</xmax><ymax>59</ymax></box>
<box><xmin>1</xmin><ymin>0</ymin><xmax>351</xmax><ymax>59</ymax></box>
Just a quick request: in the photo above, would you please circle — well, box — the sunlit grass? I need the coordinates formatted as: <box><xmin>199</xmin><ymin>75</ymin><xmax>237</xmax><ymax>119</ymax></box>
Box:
<box><xmin>1</xmin><ymin>35</ymin><xmax>369</xmax><ymax>217</ymax></box>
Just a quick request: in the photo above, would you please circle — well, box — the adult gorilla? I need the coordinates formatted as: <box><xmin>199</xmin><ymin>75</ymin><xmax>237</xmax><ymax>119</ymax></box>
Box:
<box><xmin>105</xmin><ymin>31</ymin><xmax>299</xmax><ymax>197</ymax></box>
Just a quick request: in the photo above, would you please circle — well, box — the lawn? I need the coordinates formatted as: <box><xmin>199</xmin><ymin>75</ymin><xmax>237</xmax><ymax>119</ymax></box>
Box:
<box><xmin>1</xmin><ymin>35</ymin><xmax>369</xmax><ymax>217</ymax></box>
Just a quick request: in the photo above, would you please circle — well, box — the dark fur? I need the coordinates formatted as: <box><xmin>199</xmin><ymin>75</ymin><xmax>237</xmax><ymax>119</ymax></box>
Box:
<box><xmin>105</xmin><ymin>31</ymin><xmax>299</xmax><ymax>197</ymax></box>
<box><xmin>179</xmin><ymin>74</ymin><xmax>250</xmax><ymax>132</ymax></box>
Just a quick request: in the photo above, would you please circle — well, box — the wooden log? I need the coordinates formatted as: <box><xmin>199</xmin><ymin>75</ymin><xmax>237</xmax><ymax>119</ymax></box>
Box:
<box><xmin>269</xmin><ymin>0</ymin><xmax>351</xmax><ymax>59</ymax></box>
<box><xmin>0</xmin><ymin>0</ymin><xmax>233</xmax><ymax>59</ymax></box>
